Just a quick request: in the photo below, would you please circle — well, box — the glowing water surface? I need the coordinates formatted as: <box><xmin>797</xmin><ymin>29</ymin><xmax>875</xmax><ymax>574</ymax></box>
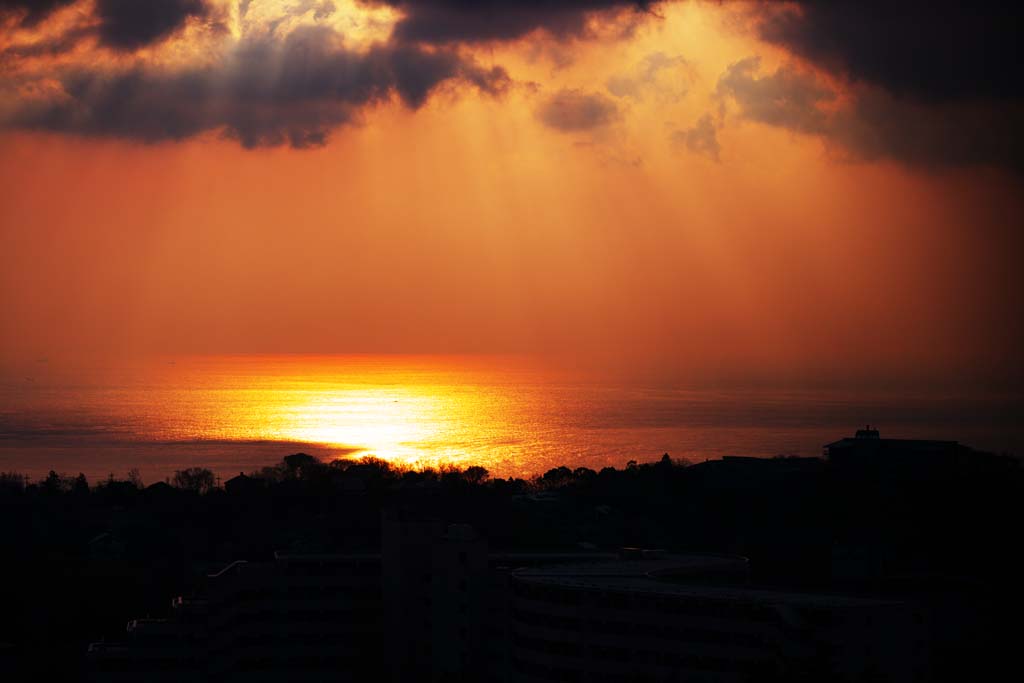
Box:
<box><xmin>0</xmin><ymin>355</ymin><xmax>1020</xmax><ymax>482</ymax></box>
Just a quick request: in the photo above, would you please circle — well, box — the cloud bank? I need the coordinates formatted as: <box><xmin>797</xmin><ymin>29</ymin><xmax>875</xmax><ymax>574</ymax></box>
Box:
<box><xmin>0</xmin><ymin>3</ymin><xmax>521</xmax><ymax>147</ymax></box>
<box><xmin>749</xmin><ymin>2</ymin><xmax>1024</xmax><ymax>171</ymax></box>
<box><xmin>757</xmin><ymin>2</ymin><xmax>1022</xmax><ymax>104</ymax></box>
<box><xmin>6</xmin><ymin>24</ymin><xmax>509</xmax><ymax>147</ymax></box>
<box><xmin>713</xmin><ymin>54</ymin><xmax>1024</xmax><ymax>172</ymax></box>
<box><xmin>1</xmin><ymin>0</ymin><xmax>1021</xmax><ymax>171</ymax></box>
<box><xmin>0</xmin><ymin>0</ymin><xmax>652</xmax><ymax>147</ymax></box>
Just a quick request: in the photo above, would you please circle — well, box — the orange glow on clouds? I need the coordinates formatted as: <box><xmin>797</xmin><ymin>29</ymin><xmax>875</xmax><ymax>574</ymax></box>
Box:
<box><xmin>0</xmin><ymin>1</ymin><xmax>1021</xmax><ymax>390</ymax></box>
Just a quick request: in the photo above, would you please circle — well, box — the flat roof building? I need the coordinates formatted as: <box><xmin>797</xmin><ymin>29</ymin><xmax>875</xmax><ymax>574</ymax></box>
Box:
<box><xmin>507</xmin><ymin>554</ymin><xmax>921</xmax><ymax>683</ymax></box>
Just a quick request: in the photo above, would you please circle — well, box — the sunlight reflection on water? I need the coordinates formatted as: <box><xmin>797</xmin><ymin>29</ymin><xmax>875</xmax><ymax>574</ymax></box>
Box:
<box><xmin>0</xmin><ymin>355</ymin><xmax>1020</xmax><ymax>481</ymax></box>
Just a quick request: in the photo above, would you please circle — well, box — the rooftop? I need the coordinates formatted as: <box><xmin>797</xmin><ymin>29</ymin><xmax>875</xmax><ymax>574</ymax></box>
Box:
<box><xmin>824</xmin><ymin>427</ymin><xmax>960</xmax><ymax>450</ymax></box>
<box><xmin>513</xmin><ymin>554</ymin><xmax>901</xmax><ymax>609</ymax></box>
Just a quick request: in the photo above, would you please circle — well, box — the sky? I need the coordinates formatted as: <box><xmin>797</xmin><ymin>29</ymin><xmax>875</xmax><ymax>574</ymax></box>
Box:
<box><xmin>1</xmin><ymin>1</ymin><xmax>1021</xmax><ymax>390</ymax></box>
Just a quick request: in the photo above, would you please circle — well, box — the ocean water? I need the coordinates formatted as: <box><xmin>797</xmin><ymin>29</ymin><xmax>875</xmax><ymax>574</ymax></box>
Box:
<box><xmin>0</xmin><ymin>355</ymin><xmax>1020</xmax><ymax>483</ymax></box>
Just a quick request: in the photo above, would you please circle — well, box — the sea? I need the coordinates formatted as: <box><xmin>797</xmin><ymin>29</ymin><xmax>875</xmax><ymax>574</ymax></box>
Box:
<box><xmin>0</xmin><ymin>354</ymin><xmax>1020</xmax><ymax>484</ymax></box>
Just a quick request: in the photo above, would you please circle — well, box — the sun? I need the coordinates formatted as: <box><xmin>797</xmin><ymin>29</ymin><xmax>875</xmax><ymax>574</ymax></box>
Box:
<box><xmin>273</xmin><ymin>385</ymin><xmax>446</xmax><ymax>463</ymax></box>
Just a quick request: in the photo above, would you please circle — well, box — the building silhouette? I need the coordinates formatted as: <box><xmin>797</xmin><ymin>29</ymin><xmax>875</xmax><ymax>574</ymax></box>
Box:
<box><xmin>504</xmin><ymin>552</ymin><xmax>918</xmax><ymax>682</ymax></box>
<box><xmin>90</xmin><ymin>526</ymin><xmax>925</xmax><ymax>682</ymax></box>
<box><xmin>89</xmin><ymin>554</ymin><xmax>382</xmax><ymax>682</ymax></box>
<box><xmin>84</xmin><ymin>429</ymin><xmax>1018</xmax><ymax>682</ymax></box>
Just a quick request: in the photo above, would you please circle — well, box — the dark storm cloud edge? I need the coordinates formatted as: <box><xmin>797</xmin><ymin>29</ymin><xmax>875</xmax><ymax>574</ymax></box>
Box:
<box><xmin>1</xmin><ymin>1</ymin><xmax>1022</xmax><ymax>170</ymax></box>
<box><xmin>9</xmin><ymin>25</ymin><xmax>512</xmax><ymax>149</ymax></box>
<box><xmin>0</xmin><ymin>0</ymin><xmax>213</xmax><ymax>49</ymax></box>
<box><xmin>0</xmin><ymin>1</ymin><xmax>650</xmax><ymax>147</ymax></box>
<box><xmin>379</xmin><ymin>0</ymin><xmax>655</xmax><ymax>43</ymax></box>
<box><xmin>743</xmin><ymin>1</ymin><xmax>1024</xmax><ymax>172</ymax></box>
<box><xmin>0</xmin><ymin>0</ymin><xmax>74</xmax><ymax>26</ymax></box>
<box><xmin>714</xmin><ymin>56</ymin><xmax>1024</xmax><ymax>171</ymax></box>
<box><xmin>0</xmin><ymin>1</ymin><xmax>653</xmax><ymax>51</ymax></box>
<box><xmin>756</xmin><ymin>2</ymin><xmax>1024</xmax><ymax>104</ymax></box>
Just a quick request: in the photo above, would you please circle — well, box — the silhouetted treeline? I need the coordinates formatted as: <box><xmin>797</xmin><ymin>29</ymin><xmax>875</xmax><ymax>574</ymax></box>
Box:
<box><xmin>1</xmin><ymin>446</ymin><xmax>1021</xmax><ymax>681</ymax></box>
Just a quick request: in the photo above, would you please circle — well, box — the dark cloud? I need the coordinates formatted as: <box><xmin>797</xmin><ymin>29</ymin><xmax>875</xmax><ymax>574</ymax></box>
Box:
<box><xmin>673</xmin><ymin>113</ymin><xmax>719</xmax><ymax>160</ymax></box>
<box><xmin>536</xmin><ymin>88</ymin><xmax>619</xmax><ymax>132</ymax></box>
<box><xmin>716</xmin><ymin>56</ymin><xmax>1024</xmax><ymax>173</ymax></box>
<box><xmin>0</xmin><ymin>1</ymin><xmax>662</xmax><ymax>151</ymax></box>
<box><xmin>372</xmin><ymin>0</ymin><xmax>654</xmax><ymax>44</ymax></box>
<box><xmin>751</xmin><ymin>2</ymin><xmax>1024</xmax><ymax>172</ymax></box>
<box><xmin>0</xmin><ymin>0</ymin><xmax>75</xmax><ymax>27</ymax></box>
<box><xmin>757</xmin><ymin>2</ymin><xmax>1024</xmax><ymax>104</ymax></box>
<box><xmin>1</xmin><ymin>23</ymin><xmax>91</xmax><ymax>58</ymax></box>
<box><xmin>715</xmin><ymin>57</ymin><xmax>832</xmax><ymax>135</ymax></box>
<box><xmin>0</xmin><ymin>0</ymin><xmax>211</xmax><ymax>51</ymax></box>
<box><xmin>93</xmin><ymin>0</ymin><xmax>210</xmax><ymax>50</ymax></box>
<box><xmin>831</xmin><ymin>92</ymin><xmax>1024</xmax><ymax>171</ymax></box>
<box><xmin>6</xmin><ymin>25</ymin><xmax>510</xmax><ymax>148</ymax></box>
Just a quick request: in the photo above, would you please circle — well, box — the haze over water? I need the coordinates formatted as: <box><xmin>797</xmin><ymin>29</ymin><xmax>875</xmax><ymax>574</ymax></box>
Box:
<box><xmin>1</xmin><ymin>354</ymin><xmax>1019</xmax><ymax>483</ymax></box>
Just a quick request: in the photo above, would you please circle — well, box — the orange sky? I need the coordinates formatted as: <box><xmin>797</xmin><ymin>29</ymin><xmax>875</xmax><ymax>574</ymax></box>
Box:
<box><xmin>1</xmin><ymin>1</ymin><xmax>1021</xmax><ymax>389</ymax></box>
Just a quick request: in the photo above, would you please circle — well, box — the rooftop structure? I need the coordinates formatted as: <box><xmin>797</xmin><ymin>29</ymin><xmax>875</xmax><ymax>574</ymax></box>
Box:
<box><xmin>823</xmin><ymin>427</ymin><xmax>1014</xmax><ymax>476</ymax></box>
<box><xmin>507</xmin><ymin>554</ymin><xmax>920</xmax><ymax>683</ymax></box>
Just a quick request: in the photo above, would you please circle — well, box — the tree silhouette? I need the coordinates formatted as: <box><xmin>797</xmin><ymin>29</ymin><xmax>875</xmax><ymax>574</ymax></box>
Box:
<box><xmin>171</xmin><ymin>467</ymin><xmax>216</xmax><ymax>494</ymax></box>
<box><xmin>463</xmin><ymin>465</ymin><xmax>489</xmax><ymax>485</ymax></box>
